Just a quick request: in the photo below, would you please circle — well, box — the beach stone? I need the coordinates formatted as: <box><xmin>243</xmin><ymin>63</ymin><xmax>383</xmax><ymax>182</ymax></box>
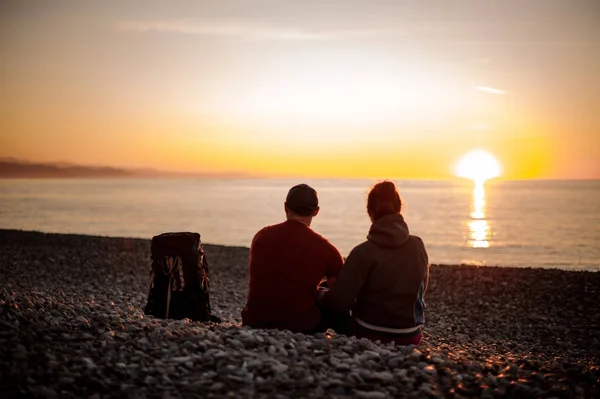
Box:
<box><xmin>144</xmin><ymin>376</ymin><xmax>156</xmax><ymax>384</ymax></box>
<box><xmin>370</xmin><ymin>371</ymin><xmax>394</xmax><ymax>384</ymax></box>
<box><xmin>419</xmin><ymin>383</ymin><xmax>433</xmax><ymax>395</ymax></box>
<box><xmin>210</xmin><ymin>382</ymin><xmax>225</xmax><ymax>391</ymax></box>
<box><xmin>272</xmin><ymin>363</ymin><xmax>288</xmax><ymax>373</ymax></box>
<box><xmin>171</xmin><ymin>356</ymin><xmax>192</xmax><ymax>363</ymax></box>
<box><xmin>480</xmin><ymin>387</ymin><xmax>494</xmax><ymax>399</ymax></box>
<box><xmin>387</xmin><ymin>356</ymin><xmax>404</xmax><ymax>368</ymax></box>
<box><xmin>408</xmin><ymin>349</ymin><xmax>422</xmax><ymax>361</ymax></box>
<box><xmin>356</xmin><ymin>391</ymin><xmax>386</xmax><ymax>399</ymax></box>
<box><xmin>58</xmin><ymin>377</ymin><xmax>75</xmax><ymax>385</ymax></box>
<box><xmin>329</xmin><ymin>386</ymin><xmax>345</xmax><ymax>395</ymax></box>
<box><xmin>40</xmin><ymin>387</ymin><xmax>58</xmax><ymax>398</ymax></box>
<box><xmin>82</xmin><ymin>357</ymin><xmax>97</xmax><ymax>370</ymax></box>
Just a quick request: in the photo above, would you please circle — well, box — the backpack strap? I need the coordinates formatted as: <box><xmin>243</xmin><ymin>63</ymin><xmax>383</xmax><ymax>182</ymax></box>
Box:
<box><xmin>165</xmin><ymin>273</ymin><xmax>172</xmax><ymax>319</ymax></box>
<box><xmin>176</xmin><ymin>256</ymin><xmax>185</xmax><ymax>290</ymax></box>
<box><xmin>164</xmin><ymin>257</ymin><xmax>177</xmax><ymax>319</ymax></box>
<box><xmin>147</xmin><ymin>268</ymin><xmax>155</xmax><ymax>299</ymax></box>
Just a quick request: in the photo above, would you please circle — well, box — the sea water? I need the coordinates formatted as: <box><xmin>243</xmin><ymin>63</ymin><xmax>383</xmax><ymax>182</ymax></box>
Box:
<box><xmin>1</xmin><ymin>178</ymin><xmax>599</xmax><ymax>271</ymax></box>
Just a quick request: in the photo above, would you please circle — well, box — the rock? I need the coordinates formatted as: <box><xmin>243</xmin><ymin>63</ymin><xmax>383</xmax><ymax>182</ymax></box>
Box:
<box><xmin>309</xmin><ymin>386</ymin><xmax>323</xmax><ymax>397</ymax></box>
<box><xmin>82</xmin><ymin>357</ymin><xmax>97</xmax><ymax>370</ymax></box>
<box><xmin>370</xmin><ymin>371</ymin><xmax>394</xmax><ymax>384</ymax></box>
<box><xmin>419</xmin><ymin>383</ymin><xmax>433</xmax><ymax>395</ymax></box>
<box><xmin>272</xmin><ymin>363</ymin><xmax>288</xmax><ymax>373</ymax></box>
<box><xmin>40</xmin><ymin>387</ymin><xmax>58</xmax><ymax>398</ymax></box>
<box><xmin>388</xmin><ymin>356</ymin><xmax>404</xmax><ymax>368</ymax></box>
<box><xmin>408</xmin><ymin>349</ymin><xmax>422</xmax><ymax>361</ymax></box>
<box><xmin>480</xmin><ymin>387</ymin><xmax>494</xmax><ymax>399</ymax></box>
<box><xmin>144</xmin><ymin>376</ymin><xmax>156</xmax><ymax>384</ymax></box>
<box><xmin>170</xmin><ymin>356</ymin><xmax>192</xmax><ymax>363</ymax></box>
<box><xmin>356</xmin><ymin>391</ymin><xmax>387</xmax><ymax>399</ymax></box>
<box><xmin>329</xmin><ymin>386</ymin><xmax>345</xmax><ymax>396</ymax></box>
<box><xmin>58</xmin><ymin>377</ymin><xmax>75</xmax><ymax>385</ymax></box>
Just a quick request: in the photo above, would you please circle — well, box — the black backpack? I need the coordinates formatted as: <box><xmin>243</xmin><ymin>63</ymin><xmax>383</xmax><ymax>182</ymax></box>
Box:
<box><xmin>144</xmin><ymin>232</ymin><xmax>218</xmax><ymax>322</ymax></box>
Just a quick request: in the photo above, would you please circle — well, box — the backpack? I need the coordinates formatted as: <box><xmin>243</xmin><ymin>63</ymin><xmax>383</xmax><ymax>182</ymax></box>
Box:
<box><xmin>144</xmin><ymin>232</ymin><xmax>217</xmax><ymax>322</ymax></box>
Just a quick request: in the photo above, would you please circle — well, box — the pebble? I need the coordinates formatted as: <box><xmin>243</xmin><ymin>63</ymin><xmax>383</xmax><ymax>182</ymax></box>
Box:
<box><xmin>0</xmin><ymin>230</ymin><xmax>598</xmax><ymax>399</ymax></box>
<box><xmin>388</xmin><ymin>356</ymin><xmax>404</xmax><ymax>368</ymax></box>
<box><xmin>82</xmin><ymin>357</ymin><xmax>96</xmax><ymax>370</ymax></box>
<box><xmin>40</xmin><ymin>387</ymin><xmax>58</xmax><ymax>398</ymax></box>
<box><xmin>210</xmin><ymin>382</ymin><xmax>225</xmax><ymax>391</ymax></box>
<box><xmin>356</xmin><ymin>391</ymin><xmax>387</xmax><ymax>399</ymax></box>
<box><xmin>370</xmin><ymin>371</ymin><xmax>394</xmax><ymax>384</ymax></box>
<box><xmin>408</xmin><ymin>349</ymin><xmax>422</xmax><ymax>361</ymax></box>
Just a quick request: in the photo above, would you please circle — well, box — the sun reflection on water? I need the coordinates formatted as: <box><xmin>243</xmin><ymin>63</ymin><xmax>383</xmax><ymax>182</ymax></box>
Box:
<box><xmin>468</xmin><ymin>180</ymin><xmax>491</xmax><ymax>248</ymax></box>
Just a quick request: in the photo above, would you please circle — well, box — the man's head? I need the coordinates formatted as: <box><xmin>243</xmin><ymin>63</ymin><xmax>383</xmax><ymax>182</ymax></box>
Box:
<box><xmin>285</xmin><ymin>184</ymin><xmax>320</xmax><ymax>223</ymax></box>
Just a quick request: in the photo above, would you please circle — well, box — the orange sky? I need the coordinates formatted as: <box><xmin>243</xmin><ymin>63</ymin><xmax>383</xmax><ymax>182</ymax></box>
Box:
<box><xmin>1</xmin><ymin>1</ymin><xmax>599</xmax><ymax>179</ymax></box>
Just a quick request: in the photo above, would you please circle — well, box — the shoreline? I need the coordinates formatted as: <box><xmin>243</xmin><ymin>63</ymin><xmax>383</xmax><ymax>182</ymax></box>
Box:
<box><xmin>1</xmin><ymin>229</ymin><xmax>598</xmax><ymax>398</ymax></box>
<box><xmin>3</xmin><ymin>228</ymin><xmax>598</xmax><ymax>273</ymax></box>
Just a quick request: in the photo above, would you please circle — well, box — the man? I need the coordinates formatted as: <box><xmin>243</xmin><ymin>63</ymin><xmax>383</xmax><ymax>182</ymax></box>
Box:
<box><xmin>241</xmin><ymin>184</ymin><xmax>344</xmax><ymax>333</ymax></box>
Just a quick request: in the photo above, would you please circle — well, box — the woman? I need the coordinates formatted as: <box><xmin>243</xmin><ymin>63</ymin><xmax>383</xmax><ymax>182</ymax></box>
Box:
<box><xmin>318</xmin><ymin>181</ymin><xmax>429</xmax><ymax>345</ymax></box>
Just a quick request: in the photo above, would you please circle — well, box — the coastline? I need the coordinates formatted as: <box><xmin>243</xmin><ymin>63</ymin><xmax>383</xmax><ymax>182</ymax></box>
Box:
<box><xmin>1</xmin><ymin>229</ymin><xmax>598</xmax><ymax>398</ymax></box>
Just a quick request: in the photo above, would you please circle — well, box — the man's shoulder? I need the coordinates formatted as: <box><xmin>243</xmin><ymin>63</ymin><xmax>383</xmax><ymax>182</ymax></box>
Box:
<box><xmin>252</xmin><ymin>223</ymin><xmax>281</xmax><ymax>248</ymax></box>
<box><xmin>306</xmin><ymin>229</ymin><xmax>339</xmax><ymax>252</ymax></box>
<box><xmin>254</xmin><ymin>222</ymin><xmax>286</xmax><ymax>238</ymax></box>
<box><xmin>254</xmin><ymin>221</ymin><xmax>339</xmax><ymax>251</ymax></box>
<box><xmin>287</xmin><ymin>222</ymin><xmax>341</xmax><ymax>257</ymax></box>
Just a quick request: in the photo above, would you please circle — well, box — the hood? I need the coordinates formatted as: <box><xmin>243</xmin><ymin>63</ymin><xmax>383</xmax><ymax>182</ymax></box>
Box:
<box><xmin>367</xmin><ymin>213</ymin><xmax>410</xmax><ymax>248</ymax></box>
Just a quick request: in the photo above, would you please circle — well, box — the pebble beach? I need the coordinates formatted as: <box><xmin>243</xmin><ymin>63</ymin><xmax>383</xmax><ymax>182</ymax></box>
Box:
<box><xmin>1</xmin><ymin>229</ymin><xmax>598</xmax><ymax>398</ymax></box>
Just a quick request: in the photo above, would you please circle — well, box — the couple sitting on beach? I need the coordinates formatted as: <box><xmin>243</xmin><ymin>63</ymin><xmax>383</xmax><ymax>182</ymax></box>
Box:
<box><xmin>241</xmin><ymin>181</ymin><xmax>429</xmax><ymax>345</ymax></box>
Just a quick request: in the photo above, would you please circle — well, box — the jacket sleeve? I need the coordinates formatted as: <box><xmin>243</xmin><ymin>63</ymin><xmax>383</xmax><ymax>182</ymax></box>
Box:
<box><xmin>320</xmin><ymin>245</ymin><xmax>371</xmax><ymax>312</ymax></box>
<box><xmin>418</xmin><ymin>237</ymin><xmax>430</xmax><ymax>301</ymax></box>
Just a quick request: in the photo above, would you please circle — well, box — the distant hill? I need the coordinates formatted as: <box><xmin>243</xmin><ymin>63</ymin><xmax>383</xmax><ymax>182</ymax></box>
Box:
<box><xmin>0</xmin><ymin>159</ymin><xmax>250</xmax><ymax>179</ymax></box>
<box><xmin>0</xmin><ymin>159</ymin><xmax>133</xmax><ymax>178</ymax></box>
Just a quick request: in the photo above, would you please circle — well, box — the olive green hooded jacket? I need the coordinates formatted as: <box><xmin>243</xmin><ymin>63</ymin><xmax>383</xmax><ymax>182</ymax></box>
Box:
<box><xmin>321</xmin><ymin>213</ymin><xmax>429</xmax><ymax>329</ymax></box>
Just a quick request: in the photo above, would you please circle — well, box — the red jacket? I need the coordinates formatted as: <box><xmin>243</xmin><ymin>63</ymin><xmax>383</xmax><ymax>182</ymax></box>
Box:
<box><xmin>242</xmin><ymin>220</ymin><xmax>343</xmax><ymax>332</ymax></box>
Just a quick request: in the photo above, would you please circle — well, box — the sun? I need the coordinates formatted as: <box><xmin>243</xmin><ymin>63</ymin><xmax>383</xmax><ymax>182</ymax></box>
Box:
<box><xmin>455</xmin><ymin>149</ymin><xmax>501</xmax><ymax>184</ymax></box>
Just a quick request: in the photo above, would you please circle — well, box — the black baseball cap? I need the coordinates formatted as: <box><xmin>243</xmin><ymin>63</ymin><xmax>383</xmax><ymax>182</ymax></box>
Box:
<box><xmin>285</xmin><ymin>184</ymin><xmax>319</xmax><ymax>216</ymax></box>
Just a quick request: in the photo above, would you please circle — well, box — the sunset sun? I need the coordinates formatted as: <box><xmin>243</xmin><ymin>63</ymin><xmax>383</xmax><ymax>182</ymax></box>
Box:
<box><xmin>455</xmin><ymin>149</ymin><xmax>501</xmax><ymax>184</ymax></box>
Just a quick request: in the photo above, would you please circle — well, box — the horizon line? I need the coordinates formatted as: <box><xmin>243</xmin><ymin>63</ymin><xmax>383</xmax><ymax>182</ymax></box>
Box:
<box><xmin>1</xmin><ymin>158</ymin><xmax>598</xmax><ymax>182</ymax></box>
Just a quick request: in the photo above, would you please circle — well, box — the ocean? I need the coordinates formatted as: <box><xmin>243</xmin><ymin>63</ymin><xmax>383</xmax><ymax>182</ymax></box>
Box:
<box><xmin>1</xmin><ymin>178</ymin><xmax>599</xmax><ymax>271</ymax></box>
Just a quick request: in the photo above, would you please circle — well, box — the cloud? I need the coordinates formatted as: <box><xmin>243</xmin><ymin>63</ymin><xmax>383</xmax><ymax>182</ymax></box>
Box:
<box><xmin>117</xmin><ymin>20</ymin><xmax>329</xmax><ymax>41</ymax></box>
<box><xmin>474</xmin><ymin>86</ymin><xmax>506</xmax><ymax>95</ymax></box>
<box><xmin>116</xmin><ymin>19</ymin><xmax>422</xmax><ymax>41</ymax></box>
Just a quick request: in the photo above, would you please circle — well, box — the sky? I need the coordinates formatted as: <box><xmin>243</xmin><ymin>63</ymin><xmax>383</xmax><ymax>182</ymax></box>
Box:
<box><xmin>1</xmin><ymin>0</ymin><xmax>599</xmax><ymax>179</ymax></box>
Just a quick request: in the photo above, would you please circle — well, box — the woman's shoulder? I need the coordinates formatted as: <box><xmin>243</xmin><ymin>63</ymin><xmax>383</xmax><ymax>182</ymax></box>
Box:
<box><xmin>407</xmin><ymin>234</ymin><xmax>426</xmax><ymax>247</ymax></box>
<box><xmin>347</xmin><ymin>240</ymin><xmax>376</xmax><ymax>259</ymax></box>
<box><xmin>407</xmin><ymin>235</ymin><xmax>429</xmax><ymax>262</ymax></box>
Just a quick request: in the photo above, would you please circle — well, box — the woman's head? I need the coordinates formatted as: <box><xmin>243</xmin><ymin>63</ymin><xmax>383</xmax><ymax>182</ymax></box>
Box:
<box><xmin>367</xmin><ymin>181</ymin><xmax>402</xmax><ymax>222</ymax></box>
